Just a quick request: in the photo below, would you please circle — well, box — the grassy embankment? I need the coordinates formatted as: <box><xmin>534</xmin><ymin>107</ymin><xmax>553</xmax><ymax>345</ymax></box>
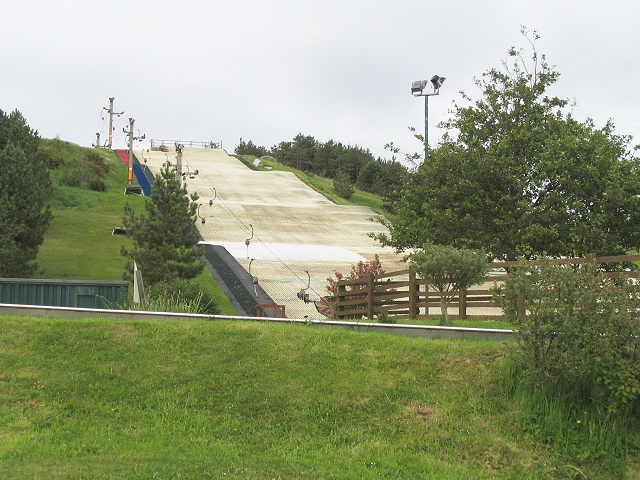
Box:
<box><xmin>34</xmin><ymin>139</ymin><xmax>236</xmax><ymax>314</ymax></box>
<box><xmin>3</xmin><ymin>315</ymin><xmax>635</xmax><ymax>480</ymax></box>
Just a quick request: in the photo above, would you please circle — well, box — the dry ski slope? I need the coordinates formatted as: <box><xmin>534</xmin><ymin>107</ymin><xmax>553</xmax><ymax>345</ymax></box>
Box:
<box><xmin>142</xmin><ymin>147</ymin><xmax>405</xmax><ymax>319</ymax></box>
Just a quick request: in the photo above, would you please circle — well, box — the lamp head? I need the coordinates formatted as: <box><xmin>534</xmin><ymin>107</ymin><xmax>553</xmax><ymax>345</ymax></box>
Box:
<box><xmin>411</xmin><ymin>80</ymin><xmax>427</xmax><ymax>96</ymax></box>
<box><xmin>430</xmin><ymin>75</ymin><xmax>446</xmax><ymax>91</ymax></box>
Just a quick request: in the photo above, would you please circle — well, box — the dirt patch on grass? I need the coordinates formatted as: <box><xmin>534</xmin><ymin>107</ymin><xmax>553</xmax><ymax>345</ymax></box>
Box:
<box><xmin>405</xmin><ymin>404</ymin><xmax>442</xmax><ymax>422</ymax></box>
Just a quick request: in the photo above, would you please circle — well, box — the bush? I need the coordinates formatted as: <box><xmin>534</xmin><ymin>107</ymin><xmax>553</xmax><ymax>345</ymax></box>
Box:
<box><xmin>57</xmin><ymin>151</ymin><xmax>111</xmax><ymax>191</ymax></box>
<box><xmin>333</xmin><ymin>171</ymin><xmax>354</xmax><ymax>200</ymax></box>
<box><xmin>495</xmin><ymin>258</ymin><xmax>640</xmax><ymax>415</ymax></box>
<box><xmin>85</xmin><ymin>150</ymin><xmax>110</xmax><ymax>176</ymax></box>
<box><xmin>145</xmin><ymin>279</ymin><xmax>219</xmax><ymax>315</ymax></box>
<box><xmin>320</xmin><ymin>256</ymin><xmax>384</xmax><ymax>319</ymax></box>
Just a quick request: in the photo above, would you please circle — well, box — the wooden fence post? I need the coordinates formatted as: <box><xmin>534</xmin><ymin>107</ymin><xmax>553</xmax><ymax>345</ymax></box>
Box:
<box><xmin>409</xmin><ymin>266</ymin><xmax>418</xmax><ymax>319</ymax></box>
<box><xmin>337</xmin><ymin>283</ymin><xmax>346</xmax><ymax>318</ymax></box>
<box><xmin>367</xmin><ymin>272</ymin><xmax>375</xmax><ymax>320</ymax></box>
<box><xmin>460</xmin><ymin>290</ymin><xmax>467</xmax><ymax>319</ymax></box>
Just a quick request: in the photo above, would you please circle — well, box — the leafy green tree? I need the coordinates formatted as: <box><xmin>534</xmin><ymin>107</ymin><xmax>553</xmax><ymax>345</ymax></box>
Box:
<box><xmin>377</xmin><ymin>30</ymin><xmax>640</xmax><ymax>261</ymax></box>
<box><xmin>357</xmin><ymin>158</ymin><xmax>406</xmax><ymax>197</ymax></box>
<box><xmin>121</xmin><ymin>165</ymin><xmax>204</xmax><ymax>285</ymax></box>
<box><xmin>406</xmin><ymin>243</ymin><xmax>487</xmax><ymax>325</ymax></box>
<box><xmin>0</xmin><ymin>110</ymin><xmax>52</xmax><ymax>277</ymax></box>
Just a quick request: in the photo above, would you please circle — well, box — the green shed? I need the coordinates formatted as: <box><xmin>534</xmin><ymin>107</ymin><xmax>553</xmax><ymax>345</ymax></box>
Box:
<box><xmin>0</xmin><ymin>278</ymin><xmax>130</xmax><ymax>309</ymax></box>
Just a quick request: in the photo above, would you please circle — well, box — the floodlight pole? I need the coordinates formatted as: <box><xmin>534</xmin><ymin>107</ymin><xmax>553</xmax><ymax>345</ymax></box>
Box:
<box><xmin>416</xmin><ymin>92</ymin><xmax>438</xmax><ymax>159</ymax></box>
<box><xmin>424</xmin><ymin>95</ymin><xmax>429</xmax><ymax>158</ymax></box>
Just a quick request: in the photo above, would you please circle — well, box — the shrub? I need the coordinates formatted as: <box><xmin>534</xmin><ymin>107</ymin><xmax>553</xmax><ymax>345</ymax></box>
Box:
<box><xmin>145</xmin><ymin>279</ymin><xmax>219</xmax><ymax>315</ymax></box>
<box><xmin>85</xmin><ymin>150</ymin><xmax>110</xmax><ymax>176</ymax></box>
<box><xmin>57</xmin><ymin>151</ymin><xmax>111</xmax><ymax>191</ymax></box>
<box><xmin>495</xmin><ymin>258</ymin><xmax>640</xmax><ymax>415</ymax></box>
<box><xmin>320</xmin><ymin>256</ymin><xmax>384</xmax><ymax>319</ymax></box>
<box><xmin>333</xmin><ymin>171</ymin><xmax>355</xmax><ymax>200</ymax></box>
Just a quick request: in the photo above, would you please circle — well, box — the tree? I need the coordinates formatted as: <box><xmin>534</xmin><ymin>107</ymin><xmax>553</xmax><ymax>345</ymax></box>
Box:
<box><xmin>313</xmin><ymin>139</ymin><xmax>343</xmax><ymax>177</ymax></box>
<box><xmin>357</xmin><ymin>158</ymin><xmax>406</xmax><ymax>197</ymax></box>
<box><xmin>406</xmin><ymin>243</ymin><xmax>487</xmax><ymax>325</ymax></box>
<box><xmin>271</xmin><ymin>134</ymin><xmax>317</xmax><ymax>171</ymax></box>
<box><xmin>121</xmin><ymin>165</ymin><xmax>204</xmax><ymax>285</ymax></box>
<box><xmin>333</xmin><ymin>170</ymin><xmax>355</xmax><ymax>200</ymax></box>
<box><xmin>235</xmin><ymin>138</ymin><xmax>268</xmax><ymax>158</ymax></box>
<box><xmin>0</xmin><ymin>110</ymin><xmax>52</xmax><ymax>277</ymax></box>
<box><xmin>376</xmin><ymin>29</ymin><xmax>640</xmax><ymax>261</ymax></box>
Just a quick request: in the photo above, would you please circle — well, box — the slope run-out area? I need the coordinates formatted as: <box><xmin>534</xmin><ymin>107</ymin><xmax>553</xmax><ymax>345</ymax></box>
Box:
<box><xmin>141</xmin><ymin>147</ymin><xmax>404</xmax><ymax>319</ymax></box>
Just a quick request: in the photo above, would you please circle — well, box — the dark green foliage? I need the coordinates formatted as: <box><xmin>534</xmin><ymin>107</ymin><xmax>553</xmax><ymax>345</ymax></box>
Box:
<box><xmin>333</xmin><ymin>170</ymin><xmax>355</xmax><ymax>200</ymax></box>
<box><xmin>377</xmin><ymin>30</ymin><xmax>640</xmax><ymax>260</ymax></box>
<box><xmin>121</xmin><ymin>165</ymin><xmax>204</xmax><ymax>285</ymax></box>
<box><xmin>146</xmin><ymin>278</ymin><xmax>219</xmax><ymax>315</ymax></box>
<box><xmin>0</xmin><ymin>109</ymin><xmax>52</xmax><ymax>277</ymax></box>
<box><xmin>234</xmin><ymin>138</ymin><xmax>269</xmax><ymax>157</ymax></box>
<box><xmin>271</xmin><ymin>133</ymin><xmax>318</xmax><ymax>171</ymax></box>
<box><xmin>407</xmin><ymin>243</ymin><xmax>488</xmax><ymax>325</ymax></box>
<box><xmin>57</xmin><ymin>150</ymin><xmax>111</xmax><ymax>192</ymax></box>
<box><xmin>496</xmin><ymin>258</ymin><xmax>640</xmax><ymax>416</ymax></box>
<box><xmin>356</xmin><ymin>158</ymin><xmax>405</xmax><ymax>197</ymax></box>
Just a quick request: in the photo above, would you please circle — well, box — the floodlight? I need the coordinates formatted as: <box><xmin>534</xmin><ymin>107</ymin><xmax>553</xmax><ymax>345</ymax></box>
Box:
<box><xmin>411</xmin><ymin>80</ymin><xmax>427</xmax><ymax>95</ymax></box>
<box><xmin>430</xmin><ymin>75</ymin><xmax>446</xmax><ymax>90</ymax></box>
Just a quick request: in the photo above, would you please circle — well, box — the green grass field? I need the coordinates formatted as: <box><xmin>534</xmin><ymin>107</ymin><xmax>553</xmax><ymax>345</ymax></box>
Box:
<box><xmin>0</xmin><ymin>315</ymin><xmax>621</xmax><ymax>480</ymax></box>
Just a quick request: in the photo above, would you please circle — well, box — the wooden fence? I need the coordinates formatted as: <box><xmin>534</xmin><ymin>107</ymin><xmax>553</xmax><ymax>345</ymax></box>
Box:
<box><xmin>332</xmin><ymin>254</ymin><xmax>640</xmax><ymax>321</ymax></box>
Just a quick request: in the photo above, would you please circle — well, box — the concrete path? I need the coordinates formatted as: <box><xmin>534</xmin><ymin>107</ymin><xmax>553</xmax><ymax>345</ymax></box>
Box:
<box><xmin>140</xmin><ymin>147</ymin><xmax>405</xmax><ymax>319</ymax></box>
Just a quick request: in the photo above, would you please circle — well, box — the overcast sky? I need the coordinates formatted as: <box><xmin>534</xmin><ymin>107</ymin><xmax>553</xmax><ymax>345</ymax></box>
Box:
<box><xmin>1</xmin><ymin>0</ymin><xmax>638</xmax><ymax>160</ymax></box>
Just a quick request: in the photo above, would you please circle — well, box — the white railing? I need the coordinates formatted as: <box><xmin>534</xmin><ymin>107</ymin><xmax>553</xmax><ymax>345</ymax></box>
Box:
<box><xmin>149</xmin><ymin>139</ymin><xmax>223</xmax><ymax>150</ymax></box>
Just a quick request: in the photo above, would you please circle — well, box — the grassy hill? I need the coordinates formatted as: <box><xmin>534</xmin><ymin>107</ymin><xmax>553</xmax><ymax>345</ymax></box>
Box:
<box><xmin>33</xmin><ymin>139</ymin><xmax>236</xmax><ymax>314</ymax></box>
<box><xmin>2</xmin><ymin>315</ymin><xmax>634</xmax><ymax>480</ymax></box>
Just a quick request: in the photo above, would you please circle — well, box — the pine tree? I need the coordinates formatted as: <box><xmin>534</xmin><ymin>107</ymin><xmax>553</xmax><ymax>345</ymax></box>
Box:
<box><xmin>121</xmin><ymin>165</ymin><xmax>204</xmax><ymax>285</ymax></box>
<box><xmin>333</xmin><ymin>170</ymin><xmax>355</xmax><ymax>200</ymax></box>
<box><xmin>0</xmin><ymin>110</ymin><xmax>52</xmax><ymax>277</ymax></box>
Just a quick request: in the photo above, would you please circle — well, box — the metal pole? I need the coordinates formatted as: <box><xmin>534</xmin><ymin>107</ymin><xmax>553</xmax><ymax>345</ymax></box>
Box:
<box><xmin>127</xmin><ymin>118</ymin><xmax>134</xmax><ymax>185</ymax></box>
<box><xmin>104</xmin><ymin>97</ymin><xmax>123</xmax><ymax>149</ymax></box>
<box><xmin>108</xmin><ymin>98</ymin><xmax>115</xmax><ymax>149</ymax></box>
<box><xmin>424</xmin><ymin>95</ymin><xmax>429</xmax><ymax>159</ymax></box>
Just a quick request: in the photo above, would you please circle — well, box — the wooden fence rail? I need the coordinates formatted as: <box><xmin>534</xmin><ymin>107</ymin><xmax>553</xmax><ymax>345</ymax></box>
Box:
<box><xmin>333</xmin><ymin>254</ymin><xmax>640</xmax><ymax>321</ymax></box>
